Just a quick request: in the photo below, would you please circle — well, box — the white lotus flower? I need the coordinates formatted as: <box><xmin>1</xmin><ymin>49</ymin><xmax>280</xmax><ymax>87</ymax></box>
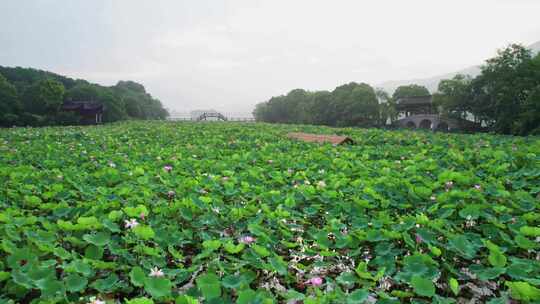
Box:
<box><xmin>149</xmin><ymin>267</ymin><xmax>165</xmax><ymax>277</ymax></box>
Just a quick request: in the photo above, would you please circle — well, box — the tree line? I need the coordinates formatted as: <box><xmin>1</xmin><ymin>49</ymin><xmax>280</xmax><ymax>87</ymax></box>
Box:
<box><xmin>0</xmin><ymin>66</ymin><xmax>168</xmax><ymax>127</ymax></box>
<box><xmin>253</xmin><ymin>82</ymin><xmax>428</xmax><ymax>128</ymax></box>
<box><xmin>433</xmin><ymin>44</ymin><xmax>540</xmax><ymax>136</ymax></box>
<box><xmin>254</xmin><ymin>44</ymin><xmax>540</xmax><ymax>135</ymax></box>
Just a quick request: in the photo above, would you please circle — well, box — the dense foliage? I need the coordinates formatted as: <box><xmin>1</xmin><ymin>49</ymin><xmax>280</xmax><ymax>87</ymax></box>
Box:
<box><xmin>0</xmin><ymin>66</ymin><xmax>168</xmax><ymax>127</ymax></box>
<box><xmin>253</xmin><ymin>83</ymin><xmax>384</xmax><ymax>127</ymax></box>
<box><xmin>391</xmin><ymin>85</ymin><xmax>430</xmax><ymax>101</ymax></box>
<box><xmin>0</xmin><ymin>121</ymin><xmax>539</xmax><ymax>303</ymax></box>
<box><xmin>434</xmin><ymin>44</ymin><xmax>540</xmax><ymax>135</ymax></box>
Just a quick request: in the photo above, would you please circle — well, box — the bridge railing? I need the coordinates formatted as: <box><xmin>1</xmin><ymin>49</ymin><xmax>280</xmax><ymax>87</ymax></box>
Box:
<box><xmin>167</xmin><ymin>117</ymin><xmax>255</xmax><ymax>122</ymax></box>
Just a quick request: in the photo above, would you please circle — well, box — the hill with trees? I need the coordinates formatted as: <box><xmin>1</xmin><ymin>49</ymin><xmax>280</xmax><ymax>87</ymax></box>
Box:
<box><xmin>0</xmin><ymin>66</ymin><xmax>168</xmax><ymax>127</ymax></box>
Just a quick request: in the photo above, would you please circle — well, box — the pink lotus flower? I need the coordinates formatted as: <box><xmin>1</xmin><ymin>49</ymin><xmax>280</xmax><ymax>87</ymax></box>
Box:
<box><xmin>163</xmin><ymin>165</ymin><xmax>173</xmax><ymax>172</ymax></box>
<box><xmin>167</xmin><ymin>190</ymin><xmax>175</xmax><ymax>198</ymax></box>
<box><xmin>445</xmin><ymin>181</ymin><xmax>454</xmax><ymax>188</ymax></box>
<box><xmin>474</xmin><ymin>184</ymin><xmax>481</xmax><ymax>190</ymax></box>
<box><xmin>124</xmin><ymin>218</ymin><xmax>139</xmax><ymax>229</ymax></box>
<box><xmin>139</xmin><ymin>212</ymin><xmax>146</xmax><ymax>220</ymax></box>
<box><xmin>430</xmin><ymin>195</ymin><xmax>437</xmax><ymax>201</ymax></box>
<box><xmin>239</xmin><ymin>235</ymin><xmax>256</xmax><ymax>244</ymax></box>
<box><xmin>317</xmin><ymin>181</ymin><xmax>326</xmax><ymax>188</ymax></box>
<box><xmin>267</xmin><ymin>159</ymin><xmax>273</xmax><ymax>164</ymax></box>
<box><xmin>306</xmin><ymin>276</ymin><xmax>323</xmax><ymax>286</ymax></box>
<box><xmin>87</xmin><ymin>297</ymin><xmax>105</xmax><ymax>304</ymax></box>
<box><xmin>149</xmin><ymin>267</ymin><xmax>164</xmax><ymax>277</ymax></box>
<box><xmin>415</xmin><ymin>233</ymin><xmax>423</xmax><ymax>243</ymax></box>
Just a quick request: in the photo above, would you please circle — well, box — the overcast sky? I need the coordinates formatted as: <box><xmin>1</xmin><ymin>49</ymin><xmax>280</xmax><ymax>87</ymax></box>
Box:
<box><xmin>1</xmin><ymin>0</ymin><xmax>539</xmax><ymax>115</ymax></box>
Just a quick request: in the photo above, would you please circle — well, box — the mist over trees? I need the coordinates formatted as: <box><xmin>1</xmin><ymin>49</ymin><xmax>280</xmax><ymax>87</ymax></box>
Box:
<box><xmin>0</xmin><ymin>66</ymin><xmax>168</xmax><ymax>127</ymax></box>
<box><xmin>255</xmin><ymin>44</ymin><xmax>540</xmax><ymax>135</ymax></box>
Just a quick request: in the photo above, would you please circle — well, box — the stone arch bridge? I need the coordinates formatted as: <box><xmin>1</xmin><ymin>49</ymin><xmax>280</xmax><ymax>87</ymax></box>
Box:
<box><xmin>394</xmin><ymin>114</ymin><xmax>456</xmax><ymax>131</ymax></box>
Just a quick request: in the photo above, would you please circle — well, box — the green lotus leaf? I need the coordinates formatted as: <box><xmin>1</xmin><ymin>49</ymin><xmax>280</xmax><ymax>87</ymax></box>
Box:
<box><xmin>65</xmin><ymin>273</ymin><xmax>88</xmax><ymax>292</ymax></box>
<box><xmin>132</xmin><ymin>225</ymin><xmax>155</xmax><ymax>240</ymax></box>
<box><xmin>83</xmin><ymin>232</ymin><xmax>111</xmax><ymax>247</ymax></box>
<box><xmin>196</xmin><ymin>273</ymin><xmax>221</xmax><ymax>300</ymax></box>
<box><xmin>129</xmin><ymin>266</ymin><xmax>145</xmax><ymax>287</ymax></box>
<box><xmin>144</xmin><ymin>277</ymin><xmax>172</xmax><ymax>299</ymax></box>
<box><xmin>411</xmin><ymin>275</ymin><xmax>435</xmax><ymax>297</ymax></box>
<box><xmin>126</xmin><ymin>297</ymin><xmax>155</xmax><ymax>304</ymax></box>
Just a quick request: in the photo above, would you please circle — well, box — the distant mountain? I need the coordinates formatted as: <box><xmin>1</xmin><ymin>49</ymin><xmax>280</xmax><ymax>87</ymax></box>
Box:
<box><xmin>529</xmin><ymin>40</ymin><xmax>540</xmax><ymax>54</ymax></box>
<box><xmin>378</xmin><ymin>40</ymin><xmax>540</xmax><ymax>94</ymax></box>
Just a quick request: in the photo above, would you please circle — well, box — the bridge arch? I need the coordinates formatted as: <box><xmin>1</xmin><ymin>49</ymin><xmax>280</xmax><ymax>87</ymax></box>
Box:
<box><xmin>406</xmin><ymin>121</ymin><xmax>416</xmax><ymax>128</ymax></box>
<box><xmin>419</xmin><ymin>119</ymin><xmax>432</xmax><ymax>129</ymax></box>
<box><xmin>435</xmin><ymin>121</ymin><xmax>449</xmax><ymax>132</ymax></box>
<box><xmin>196</xmin><ymin>112</ymin><xmax>228</xmax><ymax>121</ymax></box>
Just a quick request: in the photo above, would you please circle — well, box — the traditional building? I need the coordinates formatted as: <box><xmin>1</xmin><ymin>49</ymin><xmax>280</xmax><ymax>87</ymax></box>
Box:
<box><xmin>61</xmin><ymin>101</ymin><xmax>104</xmax><ymax>124</ymax></box>
<box><xmin>395</xmin><ymin>96</ymin><xmax>436</xmax><ymax>116</ymax></box>
<box><xmin>393</xmin><ymin>95</ymin><xmax>481</xmax><ymax>132</ymax></box>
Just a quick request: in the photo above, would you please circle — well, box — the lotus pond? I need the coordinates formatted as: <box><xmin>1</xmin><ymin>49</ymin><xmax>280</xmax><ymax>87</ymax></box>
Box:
<box><xmin>0</xmin><ymin>121</ymin><xmax>539</xmax><ymax>304</ymax></box>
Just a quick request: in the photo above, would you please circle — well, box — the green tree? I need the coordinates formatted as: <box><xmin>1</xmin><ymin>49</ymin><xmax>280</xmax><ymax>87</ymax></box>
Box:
<box><xmin>517</xmin><ymin>84</ymin><xmax>540</xmax><ymax>135</ymax></box>
<box><xmin>112</xmin><ymin>81</ymin><xmax>168</xmax><ymax>120</ymax></box>
<box><xmin>252</xmin><ymin>102</ymin><xmax>269</xmax><ymax>122</ymax></box>
<box><xmin>470</xmin><ymin>44</ymin><xmax>537</xmax><ymax>134</ymax></box>
<box><xmin>392</xmin><ymin>84</ymin><xmax>430</xmax><ymax>100</ymax></box>
<box><xmin>433</xmin><ymin>74</ymin><xmax>473</xmax><ymax>120</ymax></box>
<box><xmin>0</xmin><ymin>73</ymin><xmax>21</xmax><ymax>126</ymax></box>
<box><xmin>22</xmin><ymin>78</ymin><xmax>65</xmax><ymax>116</ymax></box>
<box><xmin>376</xmin><ymin>89</ymin><xmax>396</xmax><ymax>125</ymax></box>
<box><xmin>308</xmin><ymin>91</ymin><xmax>333</xmax><ymax>125</ymax></box>
<box><xmin>331</xmin><ymin>82</ymin><xmax>379</xmax><ymax>127</ymax></box>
